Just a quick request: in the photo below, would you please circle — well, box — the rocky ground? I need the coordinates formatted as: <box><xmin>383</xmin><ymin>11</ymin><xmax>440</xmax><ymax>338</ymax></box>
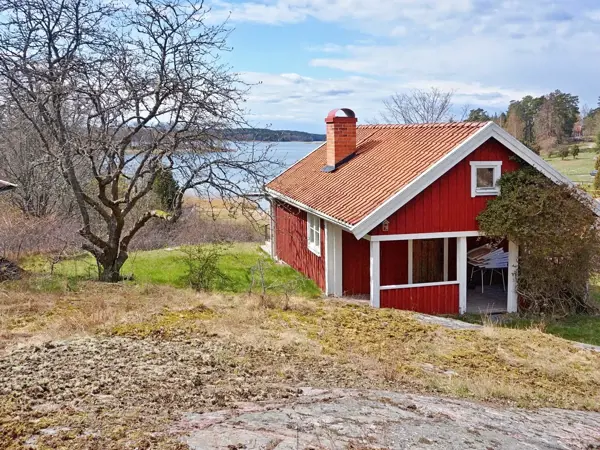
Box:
<box><xmin>2</xmin><ymin>288</ymin><xmax>600</xmax><ymax>449</ymax></box>
<box><xmin>0</xmin><ymin>335</ymin><xmax>365</xmax><ymax>449</ymax></box>
<box><xmin>180</xmin><ymin>388</ymin><xmax>600</xmax><ymax>449</ymax></box>
<box><xmin>1</xmin><ymin>335</ymin><xmax>599</xmax><ymax>449</ymax></box>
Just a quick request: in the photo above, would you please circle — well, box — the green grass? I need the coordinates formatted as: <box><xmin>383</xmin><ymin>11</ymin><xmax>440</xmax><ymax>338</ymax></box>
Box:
<box><xmin>21</xmin><ymin>243</ymin><xmax>322</xmax><ymax>298</ymax></box>
<box><xmin>544</xmin><ymin>149</ymin><xmax>597</xmax><ymax>187</ymax></box>
<box><xmin>457</xmin><ymin>313</ymin><xmax>600</xmax><ymax>346</ymax></box>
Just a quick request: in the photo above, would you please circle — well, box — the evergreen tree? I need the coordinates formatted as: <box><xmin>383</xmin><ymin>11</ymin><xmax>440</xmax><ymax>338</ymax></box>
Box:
<box><xmin>153</xmin><ymin>166</ymin><xmax>180</xmax><ymax>212</ymax></box>
<box><xmin>466</xmin><ymin>108</ymin><xmax>491</xmax><ymax>122</ymax></box>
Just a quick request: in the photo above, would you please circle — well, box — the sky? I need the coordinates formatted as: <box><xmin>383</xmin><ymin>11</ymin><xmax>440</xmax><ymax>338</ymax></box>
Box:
<box><xmin>205</xmin><ymin>0</ymin><xmax>600</xmax><ymax>133</ymax></box>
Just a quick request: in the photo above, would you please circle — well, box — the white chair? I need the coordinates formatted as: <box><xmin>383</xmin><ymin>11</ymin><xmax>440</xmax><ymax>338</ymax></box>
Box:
<box><xmin>467</xmin><ymin>244</ymin><xmax>508</xmax><ymax>293</ymax></box>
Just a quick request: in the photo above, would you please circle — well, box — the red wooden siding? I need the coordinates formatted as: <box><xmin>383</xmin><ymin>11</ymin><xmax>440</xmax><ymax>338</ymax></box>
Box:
<box><xmin>380</xmin><ymin>284</ymin><xmax>459</xmax><ymax>314</ymax></box>
<box><xmin>275</xmin><ymin>201</ymin><xmax>325</xmax><ymax>290</ymax></box>
<box><xmin>380</xmin><ymin>238</ymin><xmax>456</xmax><ymax>286</ymax></box>
<box><xmin>342</xmin><ymin>230</ymin><xmax>370</xmax><ymax>295</ymax></box>
<box><xmin>371</xmin><ymin>138</ymin><xmax>521</xmax><ymax>235</ymax></box>
<box><xmin>380</xmin><ymin>240</ymin><xmax>408</xmax><ymax>286</ymax></box>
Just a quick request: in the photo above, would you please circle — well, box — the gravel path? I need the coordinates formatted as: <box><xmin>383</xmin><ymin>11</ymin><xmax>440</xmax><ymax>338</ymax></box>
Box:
<box><xmin>180</xmin><ymin>387</ymin><xmax>600</xmax><ymax>450</ymax></box>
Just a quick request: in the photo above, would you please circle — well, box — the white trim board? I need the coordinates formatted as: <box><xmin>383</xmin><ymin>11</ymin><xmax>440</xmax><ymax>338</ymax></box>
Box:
<box><xmin>371</xmin><ymin>231</ymin><xmax>480</xmax><ymax>241</ymax></box>
<box><xmin>370</xmin><ymin>240</ymin><xmax>381</xmax><ymax>308</ymax></box>
<box><xmin>380</xmin><ymin>280</ymin><xmax>459</xmax><ymax>290</ymax></box>
<box><xmin>457</xmin><ymin>237</ymin><xmax>468</xmax><ymax>314</ymax></box>
<box><xmin>265</xmin><ymin>187</ymin><xmax>353</xmax><ymax>232</ymax></box>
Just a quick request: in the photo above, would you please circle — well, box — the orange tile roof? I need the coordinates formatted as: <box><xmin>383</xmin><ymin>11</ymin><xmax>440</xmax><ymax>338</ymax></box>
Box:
<box><xmin>267</xmin><ymin>122</ymin><xmax>488</xmax><ymax>225</ymax></box>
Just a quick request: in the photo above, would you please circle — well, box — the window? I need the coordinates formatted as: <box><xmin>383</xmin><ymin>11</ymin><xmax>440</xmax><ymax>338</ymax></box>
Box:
<box><xmin>470</xmin><ymin>161</ymin><xmax>502</xmax><ymax>197</ymax></box>
<box><xmin>307</xmin><ymin>213</ymin><xmax>321</xmax><ymax>256</ymax></box>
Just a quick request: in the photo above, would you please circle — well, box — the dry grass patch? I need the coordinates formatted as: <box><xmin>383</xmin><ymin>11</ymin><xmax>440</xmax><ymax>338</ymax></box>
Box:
<box><xmin>3</xmin><ymin>281</ymin><xmax>600</xmax><ymax>447</ymax></box>
<box><xmin>0</xmin><ymin>279</ymin><xmax>211</xmax><ymax>353</ymax></box>
<box><xmin>2</xmin><ymin>280</ymin><xmax>600</xmax><ymax>412</ymax></box>
<box><xmin>271</xmin><ymin>304</ymin><xmax>600</xmax><ymax>410</ymax></box>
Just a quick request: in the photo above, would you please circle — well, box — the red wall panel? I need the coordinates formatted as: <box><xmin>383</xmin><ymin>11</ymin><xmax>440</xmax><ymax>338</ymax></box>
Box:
<box><xmin>380</xmin><ymin>240</ymin><xmax>408</xmax><ymax>286</ymax></box>
<box><xmin>380</xmin><ymin>284</ymin><xmax>459</xmax><ymax>314</ymax></box>
<box><xmin>275</xmin><ymin>201</ymin><xmax>325</xmax><ymax>290</ymax></box>
<box><xmin>371</xmin><ymin>138</ymin><xmax>521</xmax><ymax>235</ymax></box>
<box><xmin>342</xmin><ymin>230</ymin><xmax>370</xmax><ymax>295</ymax></box>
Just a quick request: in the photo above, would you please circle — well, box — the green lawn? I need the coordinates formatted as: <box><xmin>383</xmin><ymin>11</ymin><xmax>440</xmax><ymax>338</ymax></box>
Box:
<box><xmin>544</xmin><ymin>149</ymin><xmax>597</xmax><ymax>187</ymax></box>
<box><xmin>21</xmin><ymin>243</ymin><xmax>322</xmax><ymax>298</ymax></box>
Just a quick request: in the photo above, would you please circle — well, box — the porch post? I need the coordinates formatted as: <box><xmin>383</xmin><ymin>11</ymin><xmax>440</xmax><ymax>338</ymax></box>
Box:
<box><xmin>407</xmin><ymin>240</ymin><xmax>413</xmax><ymax>284</ymax></box>
<box><xmin>457</xmin><ymin>236</ymin><xmax>467</xmax><ymax>314</ymax></box>
<box><xmin>370</xmin><ymin>240</ymin><xmax>380</xmax><ymax>308</ymax></box>
<box><xmin>324</xmin><ymin>222</ymin><xmax>343</xmax><ymax>297</ymax></box>
<box><xmin>507</xmin><ymin>240</ymin><xmax>519</xmax><ymax>313</ymax></box>
<box><xmin>269</xmin><ymin>198</ymin><xmax>277</xmax><ymax>259</ymax></box>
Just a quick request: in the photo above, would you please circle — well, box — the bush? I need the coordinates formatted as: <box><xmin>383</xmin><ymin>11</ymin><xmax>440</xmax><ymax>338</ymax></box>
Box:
<box><xmin>571</xmin><ymin>144</ymin><xmax>580</xmax><ymax>159</ymax></box>
<box><xmin>130</xmin><ymin>207</ymin><xmax>262</xmax><ymax>250</ymax></box>
<box><xmin>153</xmin><ymin>165</ymin><xmax>180</xmax><ymax>212</ymax></box>
<box><xmin>477</xmin><ymin>168</ymin><xmax>600</xmax><ymax>316</ymax></box>
<box><xmin>181</xmin><ymin>243</ymin><xmax>230</xmax><ymax>291</ymax></box>
<box><xmin>557</xmin><ymin>147</ymin><xmax>570</xmax><ymax>159</ymax></box>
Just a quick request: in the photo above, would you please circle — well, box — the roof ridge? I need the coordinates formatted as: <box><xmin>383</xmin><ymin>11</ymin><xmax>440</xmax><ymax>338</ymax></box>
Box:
<box><xmin>358</xmin><ymin>121</ymin><xmax>490</xmax><ymax>129</ymax></box>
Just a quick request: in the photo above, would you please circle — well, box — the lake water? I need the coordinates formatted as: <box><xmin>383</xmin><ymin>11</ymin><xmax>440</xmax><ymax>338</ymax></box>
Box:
<box><xmin>269</xmin><ymin>141</ymin><xmax>323</xmax><ymax>169</ymax></box>
<box><xmin>174</xmin><ymin>141</ymin><xmax>322</xmax><ymax>201</ymax></box>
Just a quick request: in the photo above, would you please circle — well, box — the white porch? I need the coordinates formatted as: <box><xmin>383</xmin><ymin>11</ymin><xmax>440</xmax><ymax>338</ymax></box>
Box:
<box><xmin>368</xmin><ymin>232</ymin><xmax>519</xmax><ymax>315</ymax></box>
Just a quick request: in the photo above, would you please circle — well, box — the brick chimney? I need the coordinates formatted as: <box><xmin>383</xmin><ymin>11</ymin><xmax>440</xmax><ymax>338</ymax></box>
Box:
<box><xmin>322</xmin><ymin>108</ymin><xmax>357</xmax><ymax>172</ymax></box>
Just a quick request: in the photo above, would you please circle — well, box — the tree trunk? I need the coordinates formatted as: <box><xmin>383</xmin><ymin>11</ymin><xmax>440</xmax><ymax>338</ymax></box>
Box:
<box><xmin>97</xmin><ymin>255</ymin><xmax>127</xmax><ymax>282</ymax></box>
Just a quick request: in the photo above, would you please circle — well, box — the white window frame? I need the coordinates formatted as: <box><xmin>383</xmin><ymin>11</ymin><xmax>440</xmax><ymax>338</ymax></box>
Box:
<box><xmin>307</xmin><ymin>213</ymin><xmax>321</xmax><ymax>256</ymax></box>
<box><xmin>470</xmin><ymin>161</ymin><xmax>502</xmax><ymax>197</ymax></box>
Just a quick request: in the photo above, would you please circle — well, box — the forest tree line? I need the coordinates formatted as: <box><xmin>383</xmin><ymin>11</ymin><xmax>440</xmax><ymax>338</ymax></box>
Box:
<box><xmin>465</xmin><ymin>90</ymin><xmax>599</xmax><ymax>155</ymax></box>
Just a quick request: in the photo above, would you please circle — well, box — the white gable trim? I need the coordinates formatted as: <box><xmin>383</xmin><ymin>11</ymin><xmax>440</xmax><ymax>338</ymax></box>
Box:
<box><xmin>265</xmin><ymin>187</ymin><xmax>353</xmax><ymax>232</ymax></box>
<box><xmin>351</xmin><ymin>122</ymin><xmax>600</xmax><ymax>239</ymax></box>
<box><xmin>351</xmin><ymin>122</ymin><xmax>494</xmax><ymax>239</ymax></box>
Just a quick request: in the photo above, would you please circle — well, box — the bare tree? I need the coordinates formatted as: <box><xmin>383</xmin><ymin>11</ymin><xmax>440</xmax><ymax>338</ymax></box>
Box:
<box><xmin>381</xmin><ymin>88</ymin><xmax>455</xmax><ymax>124</ymax></box>
<box><xmin>0</xmin><ymin>105</ymin><xmax>75</xmax><ymax>216</ymax></box>
<box><xmin>581</xmin><ymin>103</ymin><xmax>591</xmax><ymax>121</ymax></box>
<box><xmin>0</xmin><ymin>0</ymin><xmax>279</xmax><ymax>281</ymax></box>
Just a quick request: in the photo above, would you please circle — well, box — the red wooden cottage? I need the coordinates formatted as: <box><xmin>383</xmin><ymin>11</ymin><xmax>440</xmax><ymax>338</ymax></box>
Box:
<box><xmin>265</xmin><ymin>108</ymin><xmax>586</xmax><ymax>315</ymax></box>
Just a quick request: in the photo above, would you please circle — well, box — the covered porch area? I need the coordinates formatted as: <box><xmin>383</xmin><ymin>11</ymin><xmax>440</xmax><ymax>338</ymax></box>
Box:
<box><xmin>368</xmin><ymin>232</ymin><xmax>518</xmax><ymax>315</ymax></box>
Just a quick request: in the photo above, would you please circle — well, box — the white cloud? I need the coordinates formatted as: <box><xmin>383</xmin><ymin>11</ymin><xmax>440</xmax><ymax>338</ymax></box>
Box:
<box><xmin>211</xmin><ymin>0</ymin><xmax>600</xmax><ymax>128</ymax></box>
<box><xmin>585</xmin><ymin>9</ymin><xmax>600</xmax><ymax>21</ymax></box>
<box><xmin>208</xmin><ymin>0</ymin><xmax>586</xmax><ymax>38</ymax></box>
<box><xmin>207</xmin><ymin>0</ymin><xmax>309</xmax><ymax>24</ymax></box>
<box><xmin>208</xmin><ymin>0</ymin><xmax>476</xmax><ymax>32</ymax></box>
<box><xmin>309</xmin><ymin>29</ymin><xmax>600</xmax><ymax>101</ymax></box>
<box><xmin>306</xmin><ymin>43</ymin><xmax>346</xmax><ymax>53</ymax></box>
<box><xmin>240</xmin><ymin>71</ymin><xmax>538</xmax><ymax>129</ymax></box>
